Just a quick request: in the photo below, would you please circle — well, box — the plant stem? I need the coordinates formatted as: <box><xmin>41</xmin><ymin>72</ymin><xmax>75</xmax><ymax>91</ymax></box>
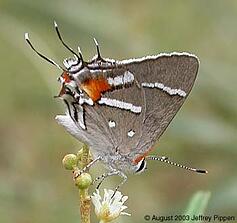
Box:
<box><xmin>81</xmin><ymin>144</ymin><xmax>90</xmax><ymax>168</ymax></box>
<box><xmin>78</xmin><ymin>144</ymin><xmax>91</xmax><ymax>223</ymax></box>
<box><xmin>79</xmin><ymin>188</ymin><xmax>91</xmax><ymax>223</ymax></box>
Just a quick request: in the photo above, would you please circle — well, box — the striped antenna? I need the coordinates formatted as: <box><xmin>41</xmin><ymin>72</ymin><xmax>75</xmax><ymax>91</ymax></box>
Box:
<box><xmin>24</xmin><ymin>33</ymin><xmax>66</xmax><ymax>71</ymax></box>
<box><xmin>147</xmin><ymin>155</ymin><xmax>208</xmax><ymax>174</ymax></box>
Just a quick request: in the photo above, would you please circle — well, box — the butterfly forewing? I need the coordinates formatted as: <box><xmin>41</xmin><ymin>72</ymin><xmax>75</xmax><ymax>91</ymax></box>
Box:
<box><xmin>83</xmin><ymin>67</ymin><xmax>146</xmax><ymax>155</ymax></box>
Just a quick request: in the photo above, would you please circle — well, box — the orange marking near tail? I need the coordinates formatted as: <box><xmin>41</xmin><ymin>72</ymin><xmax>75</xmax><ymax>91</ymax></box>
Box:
<box><xmin>133</xmin><ymin>147</ymin><xmax>154</xmax><ymax>164</ymax></box>
<box><xmin>81</xmin><ymin>77</ymin><xmax>111</xmax><ymax>102</ymax></box>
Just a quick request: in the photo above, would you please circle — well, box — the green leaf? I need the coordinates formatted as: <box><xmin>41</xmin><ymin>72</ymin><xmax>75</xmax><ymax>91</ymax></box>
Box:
<box><xmin>184</xmin><ymin>191</ymin><xmax>211</xmax><ymax>223</ymax></box>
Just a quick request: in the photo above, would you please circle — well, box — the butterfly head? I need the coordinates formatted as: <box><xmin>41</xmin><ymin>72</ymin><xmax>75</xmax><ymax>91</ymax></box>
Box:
<box><xmin>63</xmin><ymin>56</ymin><xmax>82</xmax><ymax>74</ymax></box>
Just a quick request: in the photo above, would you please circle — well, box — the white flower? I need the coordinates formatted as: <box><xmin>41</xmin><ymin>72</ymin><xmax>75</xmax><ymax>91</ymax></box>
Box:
<box><xmin>91</xmin><ymin>189</ymin><xmax>130</xmax><ymax>223</ymax></box>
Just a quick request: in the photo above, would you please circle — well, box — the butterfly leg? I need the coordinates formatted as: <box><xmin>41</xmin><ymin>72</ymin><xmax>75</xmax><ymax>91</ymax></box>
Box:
<box><xmin>93</xmin><ymin>169</ymin><xmax>120</xmax><ymax>189</ymax></box>
<box><xmin>93</xmin><ymin>170</ymin><xmax>128</xmax><ymax>198</ymax></box>
<box><xmin>73</xmin><ymin>156</ymin><xmax>101</xmax><ymax>179</ymax></box>
<box><xmin>112</xmin><ymin>172</ymin><xmax>128</xmax><ymax>198</ymax></box>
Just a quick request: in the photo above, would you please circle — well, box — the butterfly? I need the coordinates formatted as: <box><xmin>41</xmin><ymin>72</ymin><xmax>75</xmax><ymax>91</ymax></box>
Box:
<box><xmin>25</xmin><ymin>22</ymin><xmax>207</xmax><ymax>192</ymax></box>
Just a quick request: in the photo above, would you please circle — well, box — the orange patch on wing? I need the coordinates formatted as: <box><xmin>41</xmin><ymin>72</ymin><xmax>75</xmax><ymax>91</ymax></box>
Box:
<box><xmin>133</xmin><ymin>147</ymin><xmax>154</xmax><ymax>164</ymax></box>
<box><xmin>81</xmin><ymin>77</ymin><xmax>111</xmax><ymax>101</ymax></box>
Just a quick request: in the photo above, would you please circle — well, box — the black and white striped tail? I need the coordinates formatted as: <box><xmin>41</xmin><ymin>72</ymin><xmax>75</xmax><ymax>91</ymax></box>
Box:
<box><xmin>147</xmin><ymin>156</ymin><xmax>208</xmax><ymax>174</ymax></box>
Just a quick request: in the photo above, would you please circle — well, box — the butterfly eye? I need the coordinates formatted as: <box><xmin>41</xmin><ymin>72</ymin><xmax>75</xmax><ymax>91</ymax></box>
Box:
<box><xmin>135</xmin><ymin>158</ymin><xmax>147</xmax><ymax>174</ymax></box>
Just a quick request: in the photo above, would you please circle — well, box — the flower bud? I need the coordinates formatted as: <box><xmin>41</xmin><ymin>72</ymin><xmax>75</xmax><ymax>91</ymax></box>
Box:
<box><xmin>62</xmin><ymin>154</ymin><xmax>78</xmax><ymax>170</ymax></box>
<box><xmin>75</xmin><ymin>173</ymin><xmax>92</xmax><ymax>189</ymax></box>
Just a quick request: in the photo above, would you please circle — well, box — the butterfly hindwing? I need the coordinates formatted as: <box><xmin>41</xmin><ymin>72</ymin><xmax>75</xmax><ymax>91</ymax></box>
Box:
<box><xmin>118</xmin><ymin>54</ymin><xmax>199</xmax><ymax>158</ymax></box>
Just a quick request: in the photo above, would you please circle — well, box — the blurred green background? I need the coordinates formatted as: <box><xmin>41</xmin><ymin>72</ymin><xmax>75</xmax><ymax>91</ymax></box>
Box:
<box><xmin>0</xmin><ymin>0</ymin><xmax>237</xmax><ymax>222</ymax></box>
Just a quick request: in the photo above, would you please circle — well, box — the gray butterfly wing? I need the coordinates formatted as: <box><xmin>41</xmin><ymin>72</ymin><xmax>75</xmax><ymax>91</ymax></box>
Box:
<box><xmin>56</xmin><ymin>77</ymin><xmax>146</xmax><ymax>158</ymax></box>
<box><xmin>82</xmin><ymin>69</ymin><xmax>146</xmax><ymax>156</ymax></box>
<box><xmin>118</xmin><ymin>53</ymin><xmax>199</xmax><ymax>159</ymax></box>
<box><xmin>57</xmin><ymin>53</ymin><xmax>198</xmax><ymax>161</ymax></box>
<box><xmin>55</xmin><ymin>112</ymin><xmax>114</xmax><ymax>158</ymax></box>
